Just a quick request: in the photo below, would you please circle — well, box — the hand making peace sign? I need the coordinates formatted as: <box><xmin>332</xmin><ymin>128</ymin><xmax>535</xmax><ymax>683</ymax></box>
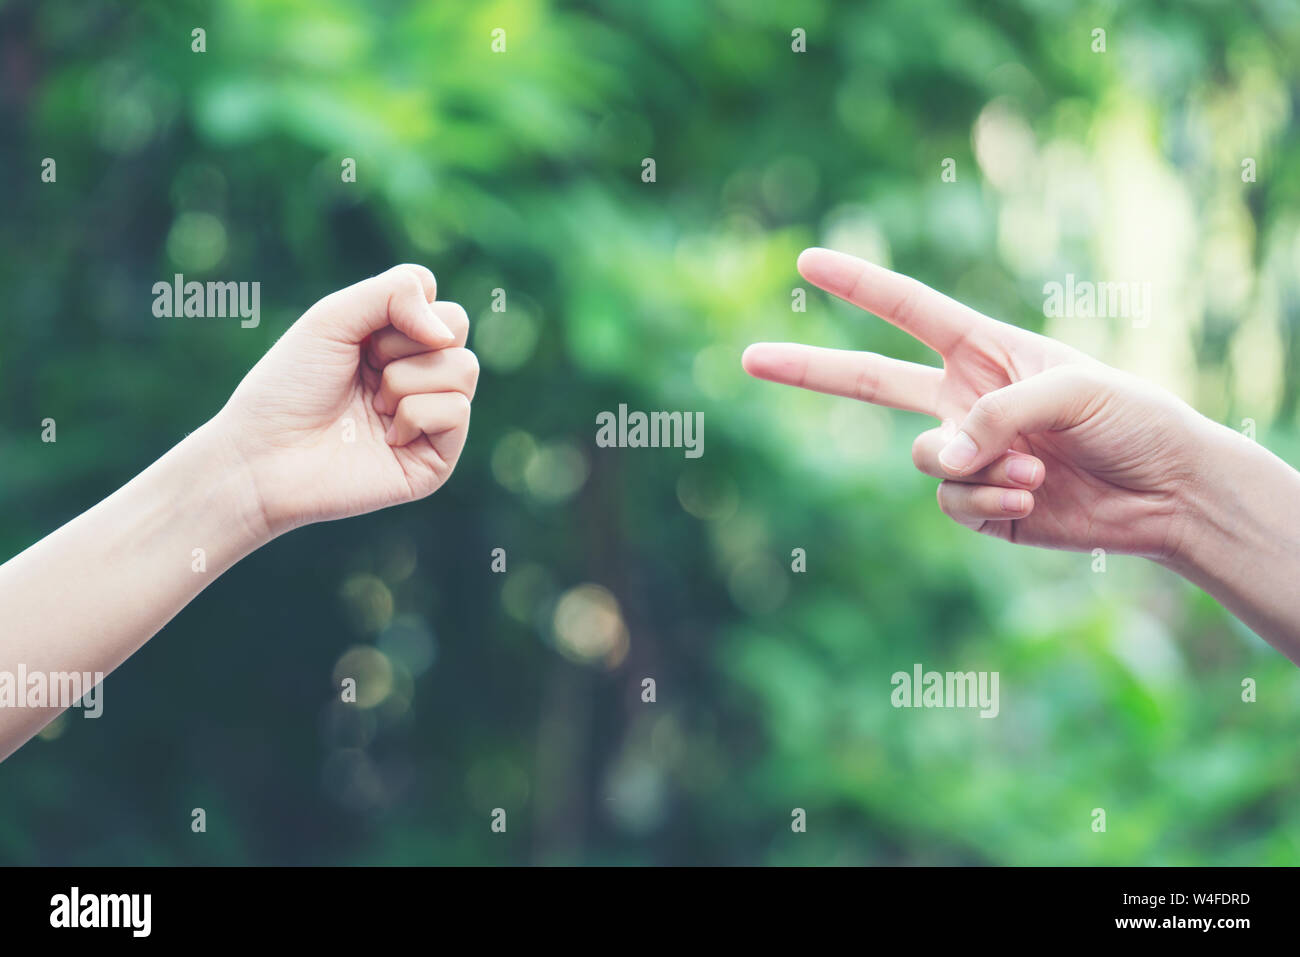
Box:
<box><xmin>743</xmin><ymin>248</ymin><xmax>1209</xmax><ymax>561</ymax></box>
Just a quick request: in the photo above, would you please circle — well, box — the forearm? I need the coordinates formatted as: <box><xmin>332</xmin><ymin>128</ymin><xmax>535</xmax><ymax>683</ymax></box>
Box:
<box><xmin>0</xmin><ymin>416</ymin><xmax>269</xmax><ymax>759</ymax></box>
<box><xmin>1162</xmin><ymin>421</ymin><xmax>1300</xmax><ymax>661</ymax></box>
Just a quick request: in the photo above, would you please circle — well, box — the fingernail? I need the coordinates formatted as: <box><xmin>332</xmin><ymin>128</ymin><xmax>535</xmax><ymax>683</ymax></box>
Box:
<box><xmin>427</xmin><ymin>305</ymin><xmax>454</xmax><ymax>341</ymax></box>
<box><xmin>1006</xmin><ymin>458</ymin><xmax>1038</xmax><ymax>486</ymax></box>
<box><xmin>385</xmin><ymin>423</ymin><xmax>399</xmax><ymax>444</ymax></box>
<box><xmin>1000</xmin><ymin>490</ymin><xmax>1028</xmax><ymax>513</ymax></box>
<box><xmin>938</xmin><ymin>431</ymin><xmax>978</xmax><ymax>472</ymax></box>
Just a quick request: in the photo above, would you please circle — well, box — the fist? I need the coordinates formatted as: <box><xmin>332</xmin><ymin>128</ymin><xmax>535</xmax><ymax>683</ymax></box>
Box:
<box><xmin>214</xmin><ymin>264</ymin><xmax>478</xmax><ymax>537</ymax></box>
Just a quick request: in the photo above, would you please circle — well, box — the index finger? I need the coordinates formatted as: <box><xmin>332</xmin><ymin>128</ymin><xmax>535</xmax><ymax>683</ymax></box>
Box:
<box><xmin>797</xmin><ymin>247</ymin><xmax>990</xmax><ymax>356</ymax></box>
<box><xmin>742</xmin><ymin>342</ymin><xmax>942</xmax><ymax>417</ymax></box>
<box><xmin>312</xmin><ymin>263</ymin><xmax>453</xmax><ymax>348</ymax></box>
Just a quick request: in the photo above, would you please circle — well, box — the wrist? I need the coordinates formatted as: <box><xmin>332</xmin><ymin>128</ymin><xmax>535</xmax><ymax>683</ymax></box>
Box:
<box><xmin>1158</xmin><ymin>418</ymin><xmax>1242</xmax><ymax>578</ymax></box>
<box><xmin>185</xmin><ymin>415</ymin><xmax>278</xmax><ymax>551</ymax></box>
<box><xmin>1155</xmin><ymin>415</ymin><xmax>1300</xmax><ymax>654</ymax></box>
<box><xmin>1157</xmin><ymin>414</ymin><xmax>1294</xmax><ymax>581</ymax></box>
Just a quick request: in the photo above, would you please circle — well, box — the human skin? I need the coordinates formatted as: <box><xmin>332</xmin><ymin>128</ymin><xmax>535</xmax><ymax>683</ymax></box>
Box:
<box><xmin>0</xmin><ymin>264</ymin><xmax>479</xmax><ymax>760</ymax></box>
<box><xmin>743</xmin><ymin>247</ymin><xmax>1300</xmax><ymax>662</ymax></box>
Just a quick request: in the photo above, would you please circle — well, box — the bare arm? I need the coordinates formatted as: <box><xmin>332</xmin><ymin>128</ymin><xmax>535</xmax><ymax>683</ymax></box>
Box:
<box><xmin>744</xmin><ymin>247</ymin><xmax>1300</xmax><ymax>661</ymax></box>
<box><xmin>0</xmin><ymin>422</ymin><xmax>266</xmax><ymax>759</ymax></box>
<box><xmin>1160</xmin><ymin>421</ymin><xmax>1300</xmax><ymax>657</ymax></box>
<box><xmin>0</xmin><ymin>264</ymin><xmax>479</xmax><ymax>760</ymax></box>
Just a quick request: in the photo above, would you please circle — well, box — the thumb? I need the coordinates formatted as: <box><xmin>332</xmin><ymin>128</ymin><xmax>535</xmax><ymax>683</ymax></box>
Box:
<box><xmin>312</xmin><ymin>264</ymin><xmax>454</xmax><ymax>348</ymax></box>
<box><xmin>938</xmin><ymin>366</ymin><xmax>1099</xmax><ymax>477</ymax></box>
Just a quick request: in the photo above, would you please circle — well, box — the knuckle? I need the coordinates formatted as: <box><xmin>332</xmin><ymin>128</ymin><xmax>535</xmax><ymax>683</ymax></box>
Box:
<box><xmin>389</xmin><ymin>264</ymin><xmax>430</xmax><ymax>297</ymax></box>
<box><xmin>393</xmin><ymin>262</ymin><xmax>426</xmax><ymax>281</ymax></box>
<box><xmin>891</xmin><ymin>279</ymin><xmax>924</xmax><ymax>329</ymax></box>
<box><xmin>453</xmin><ymin>354</ymin><xmax>479</xmax><ymax>394</ymax></box>
<box><xmin>461</xmin><ymin>348</ymin><xmax>480</xmax><ymax>383</ymax></box>
<box><xmin>450</xmin><ymin>392</ymin><xmax>473</xmax><ymax>417</ymax></box>
<box><xmin>442</xmin><ymin>300</ymin><xmax>469</xmax><ymax>326</ymax></box>
<box><xmin>379</xmin><ymin>361</ymin><xmax>402</xmax><ymax>394</ymax></box>
<box><xmin>392</xmin><ymin>396</ymin><xmax>415</xmax><ymax>426</ymax></box>
<box><xmin>911</xmin><ymin>432</ymin><xmax>932</xmax><ymax>471</ymax></box>
<box><xmin>852</xmin><ymin>355</ymin><xmax>880</xmax><ymax>403</ymax></box>
<box><xmin>441</xmin><ymin>347</ymin><xmax>479</xmax><ymax>390</ymax></box>
<box><xmin>1058</xmin><ymin>361</ymin><xmax>1104</xmax><ymax>398</ymax></box>
<box><xmin>971</xmin><ymin>390</ymin><xmax>1008</xmax><ymax>428</ymax></box>
<box><xmin>792</xmin><ymin>354</ymin><xmax>811</xmax><ymax>390</ymax></box>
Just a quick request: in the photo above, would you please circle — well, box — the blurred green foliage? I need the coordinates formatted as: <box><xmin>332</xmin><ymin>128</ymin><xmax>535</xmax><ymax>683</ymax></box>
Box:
<box><xmin>2</xmin><ymin>0</ymin><xmax>1299</xmax><ymax>865</ymax></box>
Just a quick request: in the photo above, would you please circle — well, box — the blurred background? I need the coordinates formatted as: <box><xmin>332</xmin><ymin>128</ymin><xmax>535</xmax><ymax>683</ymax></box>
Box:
<box><xmin>2</xmin><ymin>0</ymin><xmax>1299</xmax><ymax>865</ymax></box>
